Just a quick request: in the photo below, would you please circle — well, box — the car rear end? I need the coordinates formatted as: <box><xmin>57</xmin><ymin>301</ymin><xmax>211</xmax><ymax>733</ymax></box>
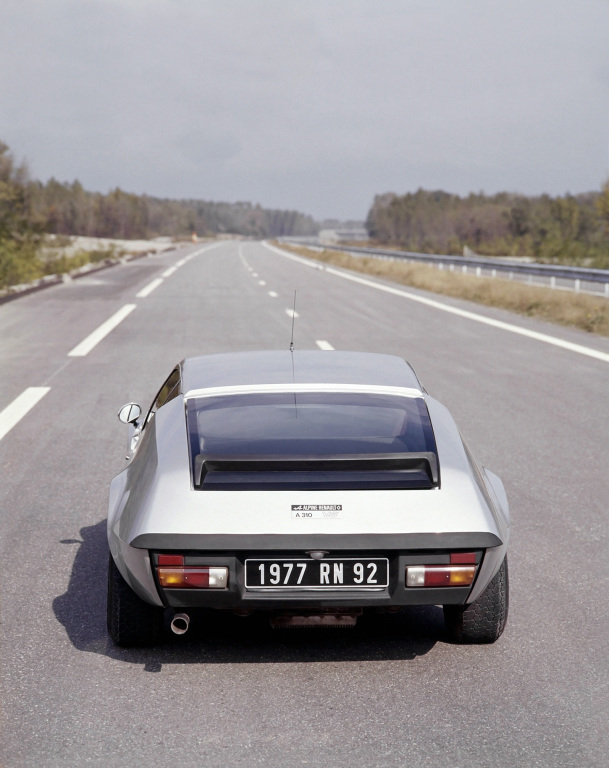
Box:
<box><xmin>121</xmin><ymin>385</ymin><xmax>507</xmax><ymax>631</ymax></box>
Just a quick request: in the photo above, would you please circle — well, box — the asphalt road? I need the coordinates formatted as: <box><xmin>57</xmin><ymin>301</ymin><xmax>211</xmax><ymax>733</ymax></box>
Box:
<box><xmin>0</xmin><ymin>240</ymin><xmax>608</xmax><ymax>768</ymax></box>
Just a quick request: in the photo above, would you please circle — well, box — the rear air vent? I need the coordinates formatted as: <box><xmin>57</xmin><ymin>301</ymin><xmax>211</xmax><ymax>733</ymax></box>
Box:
<box><xmin>192</xmin><ymin>452</ymin><xmax>439</xmax><ymax>491</ymax></box>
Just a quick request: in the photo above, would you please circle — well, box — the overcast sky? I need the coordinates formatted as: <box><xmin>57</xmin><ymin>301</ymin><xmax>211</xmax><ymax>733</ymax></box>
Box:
<box><xmin>1</xmin><ymin>0</ymin><xmax>608</xmax><ymax>220</ymax></box>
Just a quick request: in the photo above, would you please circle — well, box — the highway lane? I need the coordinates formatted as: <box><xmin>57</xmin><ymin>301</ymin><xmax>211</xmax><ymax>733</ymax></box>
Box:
<box><xmin>0</xmin><ymin>240</ymin><xmax>608</xmax><ymax>767</ymax></box>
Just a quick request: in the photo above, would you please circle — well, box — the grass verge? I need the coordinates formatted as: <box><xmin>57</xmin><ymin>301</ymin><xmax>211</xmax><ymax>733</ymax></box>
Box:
<box><xmin>277</xmin><ymin>243</ymin><xmax>609</xmax><ymax>338</ymax></box>
<box><xmin>0</xmin><ymin>242</ymin><xmax>123</xmax><ymax>292</ymax></box>
<box><xmin>40</xmin><ymin>247</ymin><xmax>121</xmax><ymax>277</ymax></box>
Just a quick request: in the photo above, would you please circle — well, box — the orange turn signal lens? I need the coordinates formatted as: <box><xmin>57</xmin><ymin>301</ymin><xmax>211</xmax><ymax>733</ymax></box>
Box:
<box><xmin>445</xmin><ymin>566</ymin><xmax>476</xmax><ymax>585</ymax></box>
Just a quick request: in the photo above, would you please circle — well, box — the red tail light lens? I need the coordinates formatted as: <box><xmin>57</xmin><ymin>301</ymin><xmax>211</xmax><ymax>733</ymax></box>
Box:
<box><xmin>450</xmin><ymin>552</ymin><xmax>477</xmax><ymax>565</ymax></box>
<box><xmin>158</xmin><ymin>554</ymin><xmax>184</xmax><ymax>566</ymax></box>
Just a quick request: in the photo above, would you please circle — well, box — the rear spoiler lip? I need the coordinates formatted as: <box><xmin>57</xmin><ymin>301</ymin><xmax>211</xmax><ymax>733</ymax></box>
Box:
<box><xmin>131</xmin><ymin>531</ymin><xmax>502</xmax><ymax>550</ymax></box>
<box><xmin>193</xmin><ymin>452</ymin><xmax>439</xmax><ymax>488</ymax></box>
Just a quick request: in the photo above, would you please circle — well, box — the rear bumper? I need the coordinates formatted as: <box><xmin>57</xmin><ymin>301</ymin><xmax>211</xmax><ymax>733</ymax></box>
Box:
<box><xmin>150</xmin><ymin>549</ymin><xmax>489</xmax><ymax>610</ymax></box>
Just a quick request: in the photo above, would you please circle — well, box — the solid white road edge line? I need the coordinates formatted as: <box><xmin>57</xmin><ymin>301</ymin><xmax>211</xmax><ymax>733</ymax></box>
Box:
<box><xmin>135</xmin><ymin>277</ymin><xmax>164</xmax><ymax>298</ymax></box>
<box><xmin>68</xmin><ymin>304</ymin><xmax>137</xmax><ymax>357</ymax></box>
<box><xmin>316</xmin><ymin>340</ymin><xmax>335</xmax><ymax>350</ymax></box>
<box><xmin>263</xmin><ymin>242</ymin><xmax>609</xmax><ymax>365</ymax></box>
<box><xmin>161</xmin><ymin>266</ymin><xmax>177</xmax><ymax>278</ymax></box>
<box><xmin>0</xmin><ymin>387</ymin><xmax>51</xmax><ymax>442</ymax></box>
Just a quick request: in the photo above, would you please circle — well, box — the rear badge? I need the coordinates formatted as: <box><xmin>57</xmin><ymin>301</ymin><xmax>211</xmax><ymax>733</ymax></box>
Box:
<box><xmin>291</xmin><ymin>504</ymin><xmax>342</xmax><ymax>519</ymax></box>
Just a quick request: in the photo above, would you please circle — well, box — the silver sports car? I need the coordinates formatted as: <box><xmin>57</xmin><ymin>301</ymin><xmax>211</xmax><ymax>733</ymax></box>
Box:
<box><xmin>107</xmin><ymin>350</ymin><xmax>509</xmax><ymax>646</ymax></box>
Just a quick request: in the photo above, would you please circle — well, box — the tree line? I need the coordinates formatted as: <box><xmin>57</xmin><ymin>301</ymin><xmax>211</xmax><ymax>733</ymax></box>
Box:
<box><xmin>366</xmin><ymin>187</ymin><xmax>609</xmax><ymax>268</ymax></box>
<box><xmin>29</xmin><ymin>179</ymin><xmax>318</xmax><ymax>240</ymax></box>
<box><xmin>4</xmin><ymin>135</ymin><xmax>609</xmax><ymax>291</ymax></box>
<box><xmin>0</xmin><ymin>141</ymin><xmax>41</xmax><ymax>288</ymax></box>
<box><xmin>1</xmin><ymin>139</ymin><xmax>318</xmax><ymax>289</ymax></box>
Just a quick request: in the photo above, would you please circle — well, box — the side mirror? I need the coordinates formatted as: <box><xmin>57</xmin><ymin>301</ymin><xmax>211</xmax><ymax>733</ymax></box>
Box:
<box><xmin>117</xmin><ymin>402</ymin><xmax>142</xmax><ymax>425</ymax></box>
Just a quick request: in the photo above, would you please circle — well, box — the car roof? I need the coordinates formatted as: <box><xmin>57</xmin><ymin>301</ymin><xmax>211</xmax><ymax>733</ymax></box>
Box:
<box><xmin>180</xmin><ymin>350</ymin><xmax>423</xmax><ymax>394</ymax></box>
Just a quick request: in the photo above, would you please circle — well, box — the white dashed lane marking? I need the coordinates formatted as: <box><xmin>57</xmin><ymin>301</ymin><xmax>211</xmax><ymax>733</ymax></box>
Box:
<box><xmin>0</xmin><ymin>387</ymin><xmax>51</xmax><ymax>442</ymax></box>
<box><xmin>136</xmin><ymin>278</ymin><xmax>163</xmax><ymax>298</ymax></box>
<box><xmin>68</xmin><ymin>304</ymin><xmax>137</xmax><ymax>357</ymax></box>
<box><xmin>316</xmin><ymin>340</ymin><xmax>334</xmax><ymax>350</ymax></box>
<box><xmin>1</xmin><ymin>244</ymin><xmax>229</xmax><ymax>441</ymax></box>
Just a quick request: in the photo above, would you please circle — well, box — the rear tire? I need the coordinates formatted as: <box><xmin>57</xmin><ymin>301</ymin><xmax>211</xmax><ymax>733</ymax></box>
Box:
<box><xmin>107</xmin><ymin>554</ymin><xmax>164</xmax><ymax>647</ymax></box>
<box><xmin>443</xmin><ymin>556</ymin><xmax>509</xmax><ymax>644</ymax></box>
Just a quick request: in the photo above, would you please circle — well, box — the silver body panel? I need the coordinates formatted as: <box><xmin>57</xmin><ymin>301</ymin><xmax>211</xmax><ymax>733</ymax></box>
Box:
<box><xmin>107</xmin><ymin>351</ymin><xmax>509</xmax><ymax>607</ymax></box>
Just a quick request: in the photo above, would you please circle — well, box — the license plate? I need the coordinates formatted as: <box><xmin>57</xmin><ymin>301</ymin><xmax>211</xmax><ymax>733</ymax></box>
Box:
<box><xmin>244</xmin><ymin>558</ymin><xmax>389</xmax><ymax>590</ymax></box>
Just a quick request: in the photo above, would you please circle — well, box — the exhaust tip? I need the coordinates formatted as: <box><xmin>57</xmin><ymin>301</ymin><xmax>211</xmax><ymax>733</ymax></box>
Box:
<box><xmin>170</xmin><ymin>612</ymin><xmax>190</xmax><ymax>635</ymax></box>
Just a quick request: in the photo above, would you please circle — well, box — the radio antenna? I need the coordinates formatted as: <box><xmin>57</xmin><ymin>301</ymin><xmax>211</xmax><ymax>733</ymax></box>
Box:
<box><xmin>289</xmin><ymin>290</ymin><xmax>297</xmax><ymax>415</ymax></box>
<box><xmin>289</xmin><ymin>291</ymin><xmax>297</xmax><ymax>352</ymax></box>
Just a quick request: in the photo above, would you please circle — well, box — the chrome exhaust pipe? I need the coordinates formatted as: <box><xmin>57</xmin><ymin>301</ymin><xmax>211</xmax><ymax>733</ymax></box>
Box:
<box><xmin>170</xmin><ymin>612</ymin><xmax>190</xmax><ymax>635</ymax></box>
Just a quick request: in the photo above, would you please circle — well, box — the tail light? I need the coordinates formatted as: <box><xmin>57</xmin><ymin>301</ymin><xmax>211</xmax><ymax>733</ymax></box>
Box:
<box><xmin>156</xmin><ymin>557</ymin><xmax>228</xmax><ymax>589</ymax></box>
<box><xmin>406</xmin><ymin>564</ymin><xmax>477</xmax><ymax>588</ymax></box>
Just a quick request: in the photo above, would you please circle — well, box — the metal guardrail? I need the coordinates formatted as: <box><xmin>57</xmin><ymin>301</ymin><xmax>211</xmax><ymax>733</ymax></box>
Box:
<box><xmin>282</xmin><ymin>238</ymin><xmax>609</xmax><ymax>299</ymax></box>
<box><xmin>283</xmin><ymin>239</ymin><xmax>609</xmax><ymax>288</ymax></box>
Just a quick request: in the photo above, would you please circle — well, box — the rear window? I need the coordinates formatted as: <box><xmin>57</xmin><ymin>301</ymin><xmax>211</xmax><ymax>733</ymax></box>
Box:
<box><xmin>186</xmin><ymin>392</ymin><xmax>438</xmax><ymax>490</ymax></box>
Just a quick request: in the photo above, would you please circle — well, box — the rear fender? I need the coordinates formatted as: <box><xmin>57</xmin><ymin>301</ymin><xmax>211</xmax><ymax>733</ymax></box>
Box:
<box><xmin>108</xmin><ymin>532</ymin><xmax>163</xmax><ymax>607</ymax></box>
<box><xmin>482</xmin><ymin>467</ymin><xmax>510</xmax><ymax>531</ymax></box>
<box><xmin>467</xmin><ymin>544</ymin><xmax>507</xmax><ymax>603</ymax></box>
